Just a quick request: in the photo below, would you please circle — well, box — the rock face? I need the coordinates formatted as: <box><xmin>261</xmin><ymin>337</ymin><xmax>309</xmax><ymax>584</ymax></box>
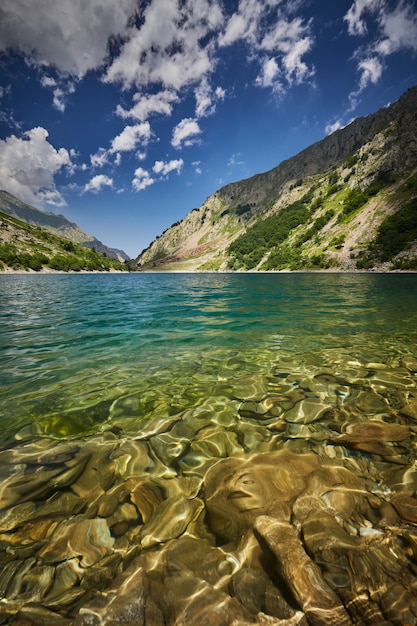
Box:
<box><xmin>2</xmin><ymin>355</ymin><xmax>417</xmax><ymax>624</ymax></box>
<box><xmin>134</xmin><ymin>85</ymin><xmax>417</xmax><ymax>272</ymax></box>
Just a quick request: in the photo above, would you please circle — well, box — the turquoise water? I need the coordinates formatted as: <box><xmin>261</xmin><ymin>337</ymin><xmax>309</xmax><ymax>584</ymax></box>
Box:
<box><xmin>1</xmin><ymin>272</ymin><xmax>417</xmax><ymax>440</ymax></box>
<box><xmin>1</xmin><ymin>272</ymin><xmax>417</xmax><ymax>624</ymax></box>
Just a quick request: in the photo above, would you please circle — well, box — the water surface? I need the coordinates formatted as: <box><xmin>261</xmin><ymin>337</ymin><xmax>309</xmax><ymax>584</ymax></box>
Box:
<box><xmin>1</xmin><ymin>273</ymin><xmax>417</xmax><ymax>624</ymax></box>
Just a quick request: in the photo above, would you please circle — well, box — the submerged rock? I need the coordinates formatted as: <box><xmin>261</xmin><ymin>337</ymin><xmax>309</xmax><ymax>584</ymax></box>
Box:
<box><xmin>38</xmin><ymin>518</ymin><xmax>114</xmax><ymax>566</ymax></box>
<box><xmin>330</xmin><ymin>420</ymin><xmax>410</xmax><ymax>457</ymax></box>
<box><xmin>1</xmin><ymin>354</ymin><xmax>417</xmax><ymax>624</ymax></box>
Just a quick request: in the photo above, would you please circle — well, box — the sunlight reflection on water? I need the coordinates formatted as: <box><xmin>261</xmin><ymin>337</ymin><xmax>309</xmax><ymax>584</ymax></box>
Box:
<box><xmin>1</xmin><ymin>273</ymin><xmax>417</xmax><ymax>624</ymax></box>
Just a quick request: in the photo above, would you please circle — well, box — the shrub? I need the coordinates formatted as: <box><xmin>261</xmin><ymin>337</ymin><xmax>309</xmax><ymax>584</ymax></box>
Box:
<box><xmin>371</xmin><ymin>198</ymin><xmax>417</xmax><ymax>261</ymax></box>
<box><xmin>228</xmin><ymin>199</ymin><xmax>310</xmax><ymax>269</ymax></box>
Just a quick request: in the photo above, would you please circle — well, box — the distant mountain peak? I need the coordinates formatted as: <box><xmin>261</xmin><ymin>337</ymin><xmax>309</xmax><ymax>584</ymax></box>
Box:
<box><xmin>0</xmin><ymin>191</ymin><xmax>130</xmax><ymax>262</ymax></box>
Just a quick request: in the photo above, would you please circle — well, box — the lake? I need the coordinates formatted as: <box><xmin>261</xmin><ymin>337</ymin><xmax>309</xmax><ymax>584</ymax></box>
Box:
<box><xmin>1</xmin><ymin>272</ymin><xmax>417</xmax><ymax>625</ymax></box>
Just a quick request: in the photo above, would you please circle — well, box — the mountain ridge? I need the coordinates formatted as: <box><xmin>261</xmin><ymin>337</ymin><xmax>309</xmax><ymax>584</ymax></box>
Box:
<box><xmin>133</xmin><ymin>85</ymin><xmax>417</xmax><ymax>272</ymax></box>
<box><xmin>0</xmin><ymin>203</ymin><xmax>127</xmax><ymax>273</ymax></box>
<box><xmin>0</xmin><ymin>190</ymin><xmax>130</xmax><ymax>262</ymax></box>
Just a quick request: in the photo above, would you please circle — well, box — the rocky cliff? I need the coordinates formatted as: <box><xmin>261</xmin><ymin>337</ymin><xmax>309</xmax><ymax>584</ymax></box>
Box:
<box><xmin>133</xmin><ymin>86</ymin><xmax>417</xmax><ymax>272</ymax></box>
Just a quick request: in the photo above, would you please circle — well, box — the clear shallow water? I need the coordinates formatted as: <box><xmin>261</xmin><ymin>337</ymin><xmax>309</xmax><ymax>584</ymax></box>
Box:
<box><xmin>1</xmin><ymin>273</ymin><xmax>417</xmax><ymax>625</ymax></box>
<box><xmin>1</xmin><ymin>272</ymin><xmax>417</xmax><ymax>440</ymax></box>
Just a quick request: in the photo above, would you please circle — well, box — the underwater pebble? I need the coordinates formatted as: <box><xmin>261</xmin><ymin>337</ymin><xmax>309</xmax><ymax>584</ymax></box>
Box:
<box><xmin>1</xmin><ymin>355</ymin><xmax>417</xmax><ymax>625</ymax></box>
<box><xmin>284</xmin><ymin>399</ymin><xmax>332</xmax><ymax>424</ymax></box>
<box><xmin>392</xmin><ymin>494</ymin><xmax>417</xmax><ymax>523</ymax></box>
<box><xmin>38</xmin><ymin>518</ymin><xmax>114</xmax><ymax>566</ymax></box>
<box><xmin>140</xmin><ymin>495</ymin><xmax>204</xmax><ymax>549</ymax></box>
<box><xmin>401</xmin><ymin>355</ymin><xmax>417</xmax><ymax>372</ymax></box>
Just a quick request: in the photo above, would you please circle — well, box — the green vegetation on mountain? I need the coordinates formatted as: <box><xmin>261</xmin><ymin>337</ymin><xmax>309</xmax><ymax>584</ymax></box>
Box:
<box><xmin>0</xmin><ymin>190</ymin><xmax>129</xmax><ymax>262</ymax></box>
<box><xmin>356</xmin><ymin>174</ymin><xmax>417</xmax><ymax>269</ymax></box>
<box><xmin>134</xmin><ymin>85</ymin><xmax>417</xmax><ymax>272</ymax></box>
<box><xmin>228</xmin><ymin>194</ymin><xmax>311</xmax><ymax>270</ymax></box>
<box><xmin>0</xmin><ymin>209</ymin><xmax>127</xmax><ymax>272</ymax></box>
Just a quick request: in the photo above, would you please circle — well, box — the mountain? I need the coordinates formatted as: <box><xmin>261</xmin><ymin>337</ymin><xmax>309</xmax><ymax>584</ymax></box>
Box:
<box><xmin>0</xmin><ymin>203</ymin><xmax>127</xmax><ymax>273</ymax></box>
<box><xmin>0</xmin><ymin>191</ymin><xmax>130</xmax><ymax>262</ymax></box>
<box><xmin>133</xmin><ymin>86</ymin><xmax>417</xmax><ymax>272</ymax></box>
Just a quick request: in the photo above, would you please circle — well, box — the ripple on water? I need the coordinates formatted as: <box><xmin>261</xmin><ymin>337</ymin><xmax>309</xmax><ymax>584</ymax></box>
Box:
<box><xmin>2</xmin><ymin>273</ymin><xmax>417</xmax><ymax>623</ymax></box>
<box><xmin>0</xmin><ymin>350</ymin><xmax>416</xmax><ymax>624</ymax></box>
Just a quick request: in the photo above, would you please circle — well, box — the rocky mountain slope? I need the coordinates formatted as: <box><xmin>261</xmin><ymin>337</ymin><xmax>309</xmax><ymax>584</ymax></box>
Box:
<box><xmin>133</xmin><ymin>85</ymin><xmax>417</xmax><ymax>272</ymax></box>
<box><xmin>0</xmin><ymin>207</ymin><xmax>127</xmax><ymax>272</ymax></box>
<box><xmin>0</xmin><ymin>191</ymin><xmax>130</xmax><ymax>262</ymax></box>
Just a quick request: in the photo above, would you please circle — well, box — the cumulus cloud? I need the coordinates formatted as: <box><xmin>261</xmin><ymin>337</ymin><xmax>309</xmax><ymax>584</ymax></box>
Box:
<box><xmin>325</xmin><ymin>120</ymin><xmax>343</xmax><ymax>135</ymax></box>
<box><xmin>345</xmin><ymin>0</ymin><xmax>417</xmax><ymax>103</ymax></box>
<box><xmin>89</xmin><ymin>123</ymin><xmax>153</xmax><ymax>171</ymax></box>
<box><xmin>132</xmin><ymin>159</ymin><xmax>183</xmax><ymax>190</ymax></box>
<box><xmin>0</xmin><ymin>127</ymin><xmax>71</xmax><ymax>206</ymax></box>
<box><xmin>344</xmin><ymin>0</ymin><xmax>384</xmax><ymax>36</ymax></box>
<box><xmin>90</xmin><ymin>147</ymin><xmax>110</xmax><ymax>168</ymax></box>
<box><xmin>219</xmin><ymin>0</ymin><xmax>262</xmax><ymax>47</ymax></box>
<box><xmin>132</xmin><ymin>167</ymin><xmax>154</xmax><ymax>192</ymax></box>
<box><xmin>109</xmin><ymin>122</ymin><xmax>152</xmax><ymax>153</ymax></box>
<box><xmin>84</xmin><ymin>174</ymin><xmax>114</xmax><ymax>193</ymax></box>
<box><xmin>0</xmin><ymin>0</ymin><xmax>138</xmax><ymax>78</ymax></box>
<box><xmin>220</xmin><ymin>2</ymin><xmax>314</xmax><ymax>92</ymax></box>
<box><xmin>195</xmin><ymin>77</ymin><xmax>226</xmax><ymax>118</ymax></box>
<box><xmin>376</xmin><ymin>1</ymin><xmax>417</xmax><ymax>55</ymax></box>
<box><xmin>152</xmin><ymin>159</ymin><xmax>184</xmax><ymax>176</ymax></box>
<box><xmin>255</xmin><ymin>58</ymin><xmax>281</xmax><ymax>90</ymax></box>
<box><xmin>171</xmin><ymin>118</ymin><xmax>202</xmax><ymax>149</ymax></box>
<box><xmin>259</xmin><ymin>16</ymin><xmax>314</xmax><ymax>88</ymax></box>
<box><xmin>0</xmin><ymin>0</ymin><xmax>319</xmax><ymax>166</ymax></box>
<box><xmin>116</xmin><ymin>90</ymin><xmax>179</xmax><ymax>121</ymax></box>
<box><xmin>105</xmin><ymin>0</ymin><xmax>223</xmax><ymax>91</ymax></box>
<box><xmin>40</xmin><ymin>75</ymin><xmax>76</xmax><ymax>112</ymax></box>
<box><xmin>358</xmin><ymin>57</ymin><xmax>383</xmax><ymax>90</ymax></box>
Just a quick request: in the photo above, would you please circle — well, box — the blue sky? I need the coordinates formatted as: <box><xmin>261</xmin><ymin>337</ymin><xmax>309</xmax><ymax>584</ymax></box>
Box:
<box><xmin>0</xmin><ymin>0</ymin><xmax>416</xmax><ymax>258</ymax></box>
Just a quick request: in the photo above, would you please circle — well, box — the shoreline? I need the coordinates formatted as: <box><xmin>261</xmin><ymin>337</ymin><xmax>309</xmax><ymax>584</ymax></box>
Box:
<box><xmin>0</xmin><ymin>267</ymin><xmax>128</xmax><ymax>275</ymax></box>
<box><xmin>1</xmin><ymin>267</ymin><xmax>417</xmax><ymax>275</ymax></box>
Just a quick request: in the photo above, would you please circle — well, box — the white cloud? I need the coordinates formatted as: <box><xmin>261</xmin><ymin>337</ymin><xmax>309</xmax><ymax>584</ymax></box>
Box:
<box><xmin>192</xmin><ymin>160</ymin><xmax>202</xmax><ymax>174</ymax></box>
<box><xmin>358</xmin><ymin>57</ymin><xmax>383</xmax><ymax>90</ymax></box>
<box><xmin>90</xmin><ymin>147</ymin><xmax>110</xmax><ymax>168</ymax></box>
<box><xmin>215</xmin><ymin>86</ymin><xmax>226</xmax><ymax>100</ymax></box>
<box><xmin>89</xmin><ymin>123</ymin><xmax>152</xmax><ymax>171</ymax></box>
<box><xmin>344</xmin><ymin>0</ymin><xmax>384</xmax><ymax>36</ymax></box>
<box><xmin>152</xmin><ymin>159</ymin><xmax>184</xmax><ymax>176</ymax></box>
<box><xmin>195</xmin><ymin>79</ymin><xmax>215</xmax><ymax>118</ymax></box>
<box><xmin>40</xmin><ymin>74</ymin><xmax>76</xmax><ymax>112</ymax></box>
<box><xmin>0</xmin><ymin>127</ymin><xmax>71</xmax><ymax>207</ymax></box>
<box><xmin>345</xmin><ymin>1</ymin><xmax>417</xmax><ymax>103</ymax></box>
<box><xmin>105</xmin><ymin>0</ymin><xmax>223</xmax><ymax>91</ymax></box>
<box><xmin>259</xmin><ymin>16</ymin><xmax>314</xmax><ymax>87</ymax></box>
<box><xmin>281</xmin><ymin>34</ymin><xmax>314</xmax><ymax>84</ymax></box>
<box><xmin>195</xmin><ymin>77</ymin><xmax>226</xmax><ymax>118</ymax></box>
<box><xmin>219</xmin><ymin>0</ymin><xmax>262</xmax><ymax>47</ymax></box>
<box><xmin>376</xmin><ymin>1</ymin><xmax>417</xmax><ymax>55</ymax></box>
<box><xmin>219</xmin><ymin>13</ymin><xmax>248</xmax><ymax>46</ymax></box>
<box><xmin>255</xmin><ymin>57</ymin><xmax>281</xmax><ymax>90</ymax></box>
<box><xmin>171</xmin><ymin>118</ymin><xmax>202</xmax><ymax>148</ymax></box>
<box><xmin>116</xmin><ymin>90</ymin><xmax>179</xmax><ymax>121</ymax></box>
<box><xmin>325</xmin><ymin>120</ymin><xmax>343</xmax><ymax>135</ymax></box>
<box><xmin>40</xmin><ymin>76</ymin><xmax>57</xmax><ymax>89</ymax></box>
<box><xmin>220</xmin><ymin>2</ymin><xmax>314</xmax><ymax>92</ymax></box>
<box><xmin>110</xmin><ymin>122</ymin><xmax>152</xmax><ymax>153</ymax></box>
<box><xmin>227</xmin><ymin>153</ymin><xmax>245</xmax><ymax>167</ymax></box>
<box><xmin>0</xmin><ymin>0</ymin><xmax>138</xmax><ymax>78</ymax></box>
<box><xmin>84</xmin><ymin>174</ymin><xmax>113</xmax><ymax>193</ymax></box>
<box><xmin>132</xmin><ymin>167</ymin><xmax>154</xmax><ymax>192</ymax></box>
